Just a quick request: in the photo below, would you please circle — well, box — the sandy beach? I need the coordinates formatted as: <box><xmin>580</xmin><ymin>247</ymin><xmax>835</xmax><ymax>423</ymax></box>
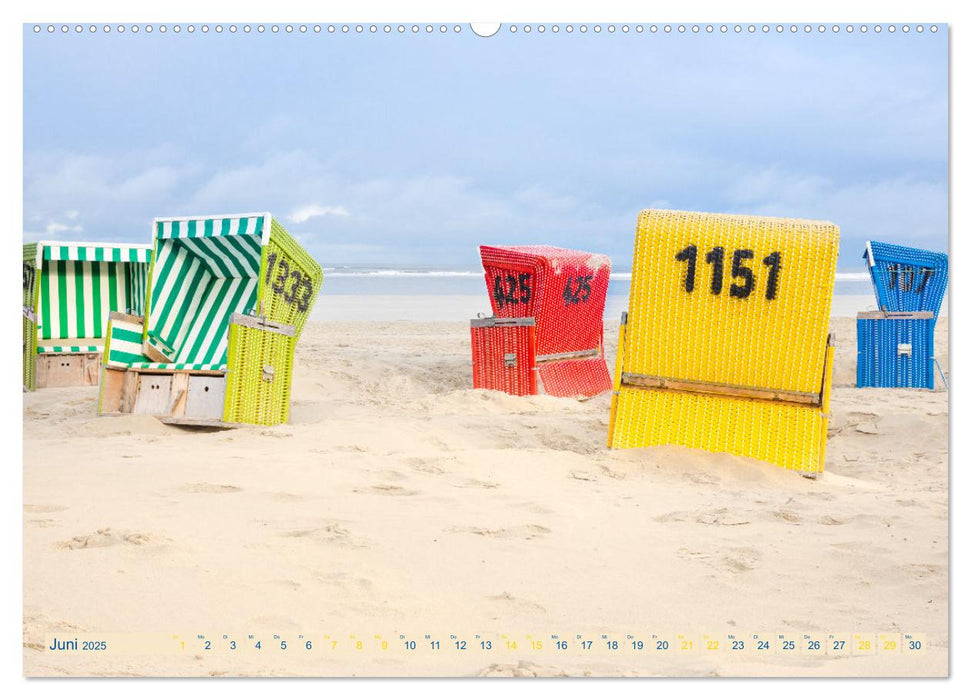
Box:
<box><xmin>22</xmin><ymin>315</ymin><xmax>948</xmax><ymax>677</ymax></box>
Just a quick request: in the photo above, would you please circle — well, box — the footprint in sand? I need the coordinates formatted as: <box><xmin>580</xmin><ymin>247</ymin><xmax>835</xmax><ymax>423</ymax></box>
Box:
<box><xmin>357</xmin><ymin>483</ymin><xmax>420</xmax><ymax>496</ymax></box>
<box><xmin>569</xmin><ymin>470</ymin><xmax>597</xmax><ymax>482</ymax></box>
<box><xmin>26</xmin><ymin>518</ymin><xmax>57</xmax><ymax>529</ymax></box>
<box><xmin>486</xmin><ymin>591</ymin><xmax>547</xmax><ymax>615</ymax></box>
<box><xmin>407</xmin><ymin>457</ymin><xmax>448</xmax><ymax>475</ymax></box>
<box><xmin>449</xmin><ymin>524</ymin><xmax>550</xmax><ymax>540</ymax></box>
<box><xmin>56</xmin><ymin>528</ymin><xmax>157</xmax><ymax>550</ymax></box>
<box><xmin>678</xmin><ymin>546</ymin><xmax>761</xmax><ymax>573</ymax></box>
<box><xmin>278</xmin><ymin>522</ymin><xmax>368</xmax><ymax>548</ymax></box>
<box><xmin>24</xmin><ymin>504</ymin><xmax>68</xmax><ymax>514</ymax></box>
<box><xmin>182</xmin><ymin>483</ymin><xmax>241</xmax><ymax>494</ymax></box>
<box><xmin>451</xmin><ymin>477</ymin><xmax>500</xmax><ymax>490</ymax></box>
<box><xmin>478</xmin><ymin>661</ymin><xmax>567</xmax><ymax>678</ymax></box>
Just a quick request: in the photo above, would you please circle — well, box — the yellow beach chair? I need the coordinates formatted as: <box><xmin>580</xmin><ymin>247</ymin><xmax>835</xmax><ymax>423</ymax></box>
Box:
<box><xmin>608</xmin><ymin>209</ymin><xmax>839</xmax><ymax>476</ymax></box>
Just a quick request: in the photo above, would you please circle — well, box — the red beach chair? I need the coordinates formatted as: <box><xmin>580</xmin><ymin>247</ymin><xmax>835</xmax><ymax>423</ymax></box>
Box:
<box><xmin>471</xmin><ymin>245</ymin><xmax>612</xmax><ymax>398</ymax></box>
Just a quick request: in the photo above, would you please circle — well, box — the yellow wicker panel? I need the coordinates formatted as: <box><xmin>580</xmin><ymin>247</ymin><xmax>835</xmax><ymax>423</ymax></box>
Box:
<box><xmin>223</xmin><ymin>321</ymin><xmax>295</xmax><ymax>426</ymax></box>
<box><xmin>610</xmin><ymin>386</ymin><xmax>827</xmax><ymax>475</ymax></box>
<box><xmin>627</xmin><ymin>209</ymin><xmax>839</xmax><ymax>394</ymax></box>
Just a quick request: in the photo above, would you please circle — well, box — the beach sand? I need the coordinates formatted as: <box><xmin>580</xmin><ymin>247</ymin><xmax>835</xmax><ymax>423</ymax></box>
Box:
<box><xmin>22</xmin><ymin>317</ymin><xmax>948</xmax><ymax>677</ymax></box>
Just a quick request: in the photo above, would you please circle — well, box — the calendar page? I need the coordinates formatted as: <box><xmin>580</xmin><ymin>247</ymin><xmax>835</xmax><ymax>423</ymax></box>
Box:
<box><xmin>17</xmin><ymin>3</ymin><xmax>951</xmax><ymax>685</ymax></box>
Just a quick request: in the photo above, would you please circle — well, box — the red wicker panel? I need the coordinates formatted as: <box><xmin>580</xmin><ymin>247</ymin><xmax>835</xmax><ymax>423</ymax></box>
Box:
<box><xmin>538</xmin><ymin>357</ymin><xmax>613</xmax><ymax>398</ymax></box>
<box><xmin>470</xmin><ymin>322</ymin><xmax>537</xmax><ymax>396</ymax></box>
<box><xmin>479</xmin><ymin>245</ymin><xmax>611</xmax><ymax>398</ymax></box>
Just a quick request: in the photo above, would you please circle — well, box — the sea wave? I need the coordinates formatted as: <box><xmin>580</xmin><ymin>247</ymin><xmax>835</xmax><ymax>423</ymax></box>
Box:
<box><xmin>320</xmin><ymin>268</ymin><xmax>874</xmax><ymax>281</ymax></box>
<box><xmin>323</xmin><ymin>269</ymin><xmax>483</xmax><ymax>277</ymax></box>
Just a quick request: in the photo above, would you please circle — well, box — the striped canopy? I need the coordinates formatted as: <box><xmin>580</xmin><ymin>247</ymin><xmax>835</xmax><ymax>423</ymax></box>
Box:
<box><xmin>145</xmin><ymin>214</ymin><xmax>269</xmax><ymax>368</ymax></box>
<box><xmin>29</xmin><ymin>242</ymin><xmax>151</xmax><ymax>343</ymax></box>
<box><xmin>40</xmin><ymin>243</ymin><xmax>152</xmax><ymax>263</ymax></box>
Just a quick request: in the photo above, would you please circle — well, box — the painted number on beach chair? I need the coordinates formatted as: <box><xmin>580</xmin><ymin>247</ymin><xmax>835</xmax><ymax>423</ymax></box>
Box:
<box><xmin>675</xmin><ymin>245</ymin><xmax>781</xmax><ymax>301</ymax></box>
<box><xmin>265</xmin><ymin>252</ymin><xmax>315</xmax><ymax>312</ymax></box>
<box><xmin>23</xmin><ymin>263</ymin><xmax>35</xmax><ymax>292</ymax></box>
<box><xmin>562</xmin><ymin>275</ymin><xmax>593</xmax><ymax>306</ymax></box>
<box><xmin>887</xmin><ymin>264</ymin><xmax>934</xmax><ymax>294</ymax></box>
<box><xmin>492</xmin><ymin>273</ymin><xmax>532</xmax><ymax>309</ymax></box>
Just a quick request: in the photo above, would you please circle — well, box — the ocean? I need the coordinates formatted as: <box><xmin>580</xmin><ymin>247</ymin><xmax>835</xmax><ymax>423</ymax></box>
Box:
<box><xmin>311</xmin><ymin>266</ymin><xmax>947</xmax><ymax>322</ymax></box>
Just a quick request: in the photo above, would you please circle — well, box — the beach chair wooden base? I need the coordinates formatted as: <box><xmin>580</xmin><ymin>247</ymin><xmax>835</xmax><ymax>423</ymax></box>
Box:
<box><xmin>159</xmin><ymin>416</ymin><xmax>240</xmax><ymax>429</ymax></box>
<box><xmin>99</xmin><ymin>312</ymin><xmax>298</xmax><ymax>427</ymax></box>
<box><xmin>34</xmin><ymin>352</ymin><xmax>102</xmax><ymax>389</ymax></box>
<box><xmin>99</xmin><ymin>367</ymin><xmax>229</xmax><ymax>422</ymax></box>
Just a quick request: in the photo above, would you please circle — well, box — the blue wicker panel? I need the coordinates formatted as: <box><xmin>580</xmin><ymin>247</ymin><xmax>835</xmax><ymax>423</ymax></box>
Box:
<box><xmin>863</xmin><ymin>241</ymin><xmax>948</xmax><ymax>318</ymax></box>
<box><xmin>857</xmin><ymin>317</ymin><xmax>935</xmax><ymax>389</ymax></box>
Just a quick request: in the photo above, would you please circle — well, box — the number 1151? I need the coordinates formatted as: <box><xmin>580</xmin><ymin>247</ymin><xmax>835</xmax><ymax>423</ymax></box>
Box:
<box><xmin>675</xmin><ymin>245</ymin><xmax>781</xmax><ymax>301</ymax></box>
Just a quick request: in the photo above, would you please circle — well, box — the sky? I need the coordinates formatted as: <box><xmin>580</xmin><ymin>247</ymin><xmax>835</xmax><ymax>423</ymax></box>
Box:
<box><xmin>23</xmin><ymin>24</ymin><xmax>948</xmax><ymax>270</ymax></box>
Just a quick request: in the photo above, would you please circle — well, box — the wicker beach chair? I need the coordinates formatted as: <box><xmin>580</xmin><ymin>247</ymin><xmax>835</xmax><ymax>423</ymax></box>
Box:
<box><xmin>22</xmin><ymin>241</ymin><xmax>151</xmax><ymax>391</ymax></box>
<box><xmin>856</xmin><ymin>241</ymin><xmax>948</xmax><ymax>389</ymax></box>
<box><xmin>471</xmin><ymin>245</ymin><xmax>612</xmax><ymax>398</ymax></box>
<box><xmin>607</xmin><ymin>209</ymin><xmax>840</xmax><ymax>476</ymax></box>
<box><xmin>97</xmin><ymin>213</ymin><xmax>323</xmax><ymax>426</ymax></box>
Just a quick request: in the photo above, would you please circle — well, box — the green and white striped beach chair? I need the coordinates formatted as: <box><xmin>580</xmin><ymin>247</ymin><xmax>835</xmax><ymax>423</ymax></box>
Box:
<box><xmin>22</xmin><ymin>241</ymin><xmax>151</xmax><ymax>391</ymax></box>
<box><xmin>98</xmin><ymin>213</ymin><xmax>323</xmax><ymax>426</ymax></box>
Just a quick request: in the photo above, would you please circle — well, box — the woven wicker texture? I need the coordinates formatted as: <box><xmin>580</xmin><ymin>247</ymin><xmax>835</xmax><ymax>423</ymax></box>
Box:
<box><xmin>609</xmin><ymin>209</ymin><xmax>839</xmax><ymax>474</ymax></box>
<box><xmin>864</xmin><ymin>241</ymin><xmax>948</xmax><ymax>318</ymax></box>
<box><xmin>610</xmin><ymin>388</ymin><xmax>829</xmax><ymax>473</ymax></box>
<box><xmin>857</xmin><ymin>315</ymin><xmax>935</xmax><ymax>389</ymax></box>
<box><xmin>539</xmin><ymin>357</ymin><xmax>612</xmax><ymax>397</ymax></box>
<box><xmin>470</xmin><ymin>321</ymin><xmax>537</xmax><ymax>396</ymax></box>
<box><xmin>625</xmin><ymin>210</ymin><xmax>839</xmax><ymax>393</ymax></box>
<box><xmin>222</xmin><ymin>321</ymin><xmax>295</xmax><ymax>425</ymax></box>
<box><xmin>478</xmin><ymin>245</ymin><xmax>612</xmax><ymax>398</ymax></box>
<box><xmin>259</xmin><ymin>219</ymin><xmax>324</xmax><ymax>337</ymax></box>
<box><xmin>101</xmin><ymin>214</ymin><xmax>322</xmax><ymax>427</ymax></box>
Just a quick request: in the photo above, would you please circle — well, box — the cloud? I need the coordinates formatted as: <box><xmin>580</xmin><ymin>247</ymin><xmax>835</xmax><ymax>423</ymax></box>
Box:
<box><xmin>45</xmin><ymin>221</ymin><xmax>83</xmax><ymax>236</ymax></box>
<box><xmin>22</xmin><ymin>145</ymin><xmax>947</xmax><ymax>267</ymax></box>
<box><xmin>288</xmin><ymin>204</ymin><xmax>350</xmax><ymax>224</ymax></box>
<box><xmin>724</xmin><ymin>166</ymin><xmax>947</xmax><ymax>251</ymax></box>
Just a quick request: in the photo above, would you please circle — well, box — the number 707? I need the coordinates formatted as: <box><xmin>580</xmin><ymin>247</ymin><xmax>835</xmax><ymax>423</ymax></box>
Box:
<box><xmin>675</xmin><ymin>245</ymin><xmax>781</xmax><ymax>301</ymax></box>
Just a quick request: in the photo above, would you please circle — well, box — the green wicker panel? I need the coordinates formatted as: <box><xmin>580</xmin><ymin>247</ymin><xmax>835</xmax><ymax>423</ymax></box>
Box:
<box><xmin>23</xmin><ymin>244</ymin><xmax>39</xmax><ymax>391</ymax></box>
<box><xmin>259</xmin><ymin>219</ymin><xmax>324</xmax><ymax>339</ymax></box>
<box><xmin>223</xmin><ymin>321</ymin><xmax>296</xmax><ymax>426</ymax></box>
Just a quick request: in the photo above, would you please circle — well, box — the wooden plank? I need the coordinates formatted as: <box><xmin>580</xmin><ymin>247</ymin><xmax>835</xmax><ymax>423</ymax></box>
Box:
<box><xmin>82</xmin><ymin>354</ymin><xmax>101</xmax><ymax>386</ymax></box>
<box><xmin>185</xmin><ymin>375</ymin><xmax>227</xmax><ymax>419</ymax></box>
<box><xmin>621</xmin><ymin>372</ymin><xmax>822</xmax><ymax>407</ymax></box>
<box><xmin>536</xmin><ymin>348</ymin><xmax>599</xmax><ymax>363</ymax></box>
<box><xmin>98</xmin><ymin>368</ymin><xmax>127</xmax><ymax>414</ymax></box>
<box><xmin>856</xmin><ymin>310</ymin><xmax>934</xmax><ymax>320</ymax></box>
<box><xmin>133</xmin><ymin>374</ymin><xmax>174</xmax><ymax>415</ymax></box>
<box><xmin>229</xmin><ymin>313</ymin><xmax>296</xmax><ymax>337</ymax></box>
<box><xmin>108</xmin><ymin>311</ymin><xmax>144</xmax><ymax>324</ymax></box>
<box><xmin>34</xmin><ymin>356</ymin><xmax>48</xmax><ymax>388</ymax></box>
<box><xmin>143</xmin><ymin>341</ymin><xmax>173</xmax><ymax>364</ymax></box>
<box><xmin>121</xmin><ymin>371</ymin><xmax>138</xmax><ymax>413</ymax></box>
<box><xmin>159</xmin><ymin>416</ymin><xmax>237</xmax><ymax>429</ymax></box>
<box><xmin>169</xmin><ymin>373</ymin><xmax>190</xmax><ymax>417</ymax></box>
<box><xmin>38</xmin><ymin>355</ymin><xmax>86</xmax><ymax>388</ymax></box>
<box><xmin>470</xmin><ymin>316</ymin><xmax>535</xmax><ymax>328</ymax></box>
<box><xmin>130</xmin><ymin>367</ymin><xmax>226</xmax><ymax>376</ymax></box>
